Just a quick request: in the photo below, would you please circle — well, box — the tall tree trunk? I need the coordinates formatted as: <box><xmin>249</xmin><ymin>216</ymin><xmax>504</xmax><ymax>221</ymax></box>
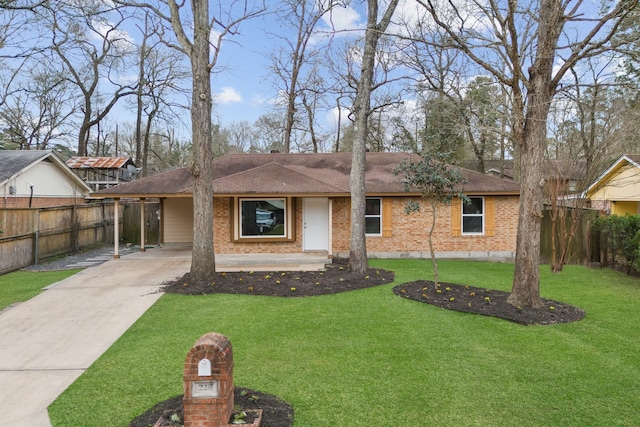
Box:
<box><xmin>188</xmin><ymin>0</ymin><xmax>215</xmax><ymax>280</ymax></box>
<box><xmin>135</xmin><ymin>55</ymin><xmax>144</xmax><ymax>164</ymax></box>
<box><xmin>334</xmin><ymin>97</ymin><xmax>342</xmax><ymax>152</ymax></box>
<box><xmin>349</xmin><ymin>0</ymin><xmax>399</xmax><ymax>274</ymax></box>
<box><xmin>508</xmin><ymin>0</ymin><xmax>563</xmax><ymax>308</ymax></box>
<box><xmin>78</xmin><ymin>122</ymin><xmax>89</xmax><ymax>156</ymax></box>
<box><xmin>283</xmin><ymin>68</ymin><xmax>298</xmax><ymax>153</ymax></box>
<box><xmin>348</xmin><ymin>3</ymin><xmax>377</xmax><ymax>274</ymax></box>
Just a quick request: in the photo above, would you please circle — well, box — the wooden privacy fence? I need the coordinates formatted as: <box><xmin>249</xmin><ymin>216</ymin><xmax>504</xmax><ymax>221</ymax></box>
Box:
<box><xmin>2</xmin><ymin>199</ymin><xmax>601</xmax><ymax>272</ymax></box>
<box><xmin>540</xmin><ymin>207</ymin><xmax>600</xmax><ymax>266</ymax></box>
<box><xmin>120</xmin><ymin>200</ymin><xmax>160</xmax><ymax>246</ymax></box>
<box><xmin>0</xmin><ymin>201</ymin><xmax>117</xmax><ymax>274</ymax></box>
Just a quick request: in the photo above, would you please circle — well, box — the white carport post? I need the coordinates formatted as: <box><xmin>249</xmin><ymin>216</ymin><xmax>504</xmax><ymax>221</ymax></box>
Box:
<box><xmin>113</xmin><ymin>198</ymin><xmax>120</xmax><ymax>259</ymax></box>
<box><xmin>140</xmin><ymin>197</ymin><xmax>146</xmax><ymax>251</ymax></box>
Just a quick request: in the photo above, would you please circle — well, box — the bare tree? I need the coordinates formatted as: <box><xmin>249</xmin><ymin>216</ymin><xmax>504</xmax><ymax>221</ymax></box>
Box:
<box><xmin>224</xmin><ymin>120</ymin><xmax>259</xmax><ymax>153</ymax></box>
<box><xmin>349</xmin><ymin>0</ymin><xmax>400</xmax><ymax>274</ymax></box>
<box><xmin>131</xmin><ymin>11</ymin><xmax>188</xmax><ymax>176</ymax></box>
<box><xmin>414</xmin><ymin>0</ymin><xmax>637</xmax><ymax>307</ymax></box>
<box><xmin>463</xmin><ymin>77</ymin><xmax>504</xmax><ymax>170</ymax></box>
<box><xmin>0</xmin><ymin>67</ymin><xmax>77</xmax><ymax>149</ymax></box>
<box><xmin>268</xmin><ymin>0</ymin><xmax>343</xmax><ymax>153</ymax></box>
<box><xmin>117</xmin><ymin>122</ymin><xmax>192</xmax><ymax>172</ymax></box>
<box><xmin>253</xmin><ymin>112</ymin><xmax>286</xmax><ymax>152</ymax></box>
<box><xmin>40</xmin><ymin>1</ymin><xmax>138</xmax><ymax>156</ymax></box>
<box><xmin>328</xmin><ymin>27</ymin><xmax>408</xmax><ymax>155</ymax></box>
<box><xmin>544</xmin><ymin>59</ymin><xmax>634</xmax><ymax>272</ymax></box>
<box><xmin>0</xmin><ymin>2</ymin><xmax>50</xmax><ymax>114</ymax></box>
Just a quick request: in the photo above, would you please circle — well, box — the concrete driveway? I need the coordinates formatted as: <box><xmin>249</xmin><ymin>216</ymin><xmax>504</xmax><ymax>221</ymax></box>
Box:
<box><xmin>0</xmin><ymin>246</ymin><xmax>191</xmax><ymax>427</ymax></box>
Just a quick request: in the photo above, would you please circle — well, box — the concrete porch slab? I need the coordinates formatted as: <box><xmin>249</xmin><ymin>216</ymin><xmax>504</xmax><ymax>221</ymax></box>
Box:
<box><xmin>123</xmin><ymin>246</ymin><xmax>331</xmax><ymax>272</ymax></box>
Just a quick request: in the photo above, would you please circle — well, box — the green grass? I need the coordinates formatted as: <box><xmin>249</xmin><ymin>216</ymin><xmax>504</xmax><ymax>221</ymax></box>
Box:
<box><xmin>0</xmin><ymin>269</ymin><xmax>81</xmax><ymax>310</ymax></box>
<box><xmin>49</xmin><ymin>260</ymin><xmax>640</xmax><ymax>426</ymax></box>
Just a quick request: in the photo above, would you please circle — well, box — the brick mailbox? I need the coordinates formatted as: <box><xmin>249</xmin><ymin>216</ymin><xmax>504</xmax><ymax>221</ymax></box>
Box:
<box><xmin>183</xmin><ymin>332</ymin><xmax>234</xmax><ymax>427</ymax></box>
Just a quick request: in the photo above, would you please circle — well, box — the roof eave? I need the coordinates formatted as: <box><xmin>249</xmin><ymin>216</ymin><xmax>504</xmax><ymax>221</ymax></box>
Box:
<box><xmin>585</xmin><ymin>154</ymin><xmax>638</xmax><ymax>197</ymax></box>
<box><xmin>88</xmin><ymin>192</ymin><xmax>193</xmax><ymax>199</ymax></box>
<box><xmin>90</xmin><ymin>190</ymin><xmax>520</xmax><ymax>199</ymax></box>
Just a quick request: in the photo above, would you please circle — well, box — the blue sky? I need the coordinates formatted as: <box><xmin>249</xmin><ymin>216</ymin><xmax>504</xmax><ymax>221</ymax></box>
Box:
<box><xmin>206</xmin><ymin>3</ymin><xmax>367</xmax><ymax>130</ymax></box>
<box><xmin>1</xmin><ymin>0</ymin><xmax>621</xmax><ymax>152</ymax></box>
<box><xmin>99</xmin><ymin>0</ymin><xmax>623</xmax><ymax>148</ymax></box>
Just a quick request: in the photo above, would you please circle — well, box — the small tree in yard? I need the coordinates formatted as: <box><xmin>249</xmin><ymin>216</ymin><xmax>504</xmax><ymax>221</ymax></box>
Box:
<box><xmin>394</xmin><ymin>153</ymin><xmax>468</xmax><ymax>288</ymax></box>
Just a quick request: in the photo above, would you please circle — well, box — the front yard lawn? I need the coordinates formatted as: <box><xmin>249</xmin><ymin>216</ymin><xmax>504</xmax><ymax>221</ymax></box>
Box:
<box><xmin>0</xmin><ymin>269</ymin><xmax>81</xmax><ymax>311</ymax></box>
<box><xmin>48</xmin><ymin>259</ymin><xmax>640</xmax><ymax>426</ymax></box>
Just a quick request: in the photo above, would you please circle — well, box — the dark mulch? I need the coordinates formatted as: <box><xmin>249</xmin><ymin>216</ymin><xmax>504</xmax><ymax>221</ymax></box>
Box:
<box><xmin>130</xmin><ymin>387</ymin><xmax>293</xmax><ymax>427</ymax></box>
<box><xmin>393</xmin><ymin>280</ymin><xmax>586</xmax><ymax>325</ymax></box>
<box><xmin>162</xmin><ymin>259</ymin><xmax>395</xmax><ymax>297</ymax></box>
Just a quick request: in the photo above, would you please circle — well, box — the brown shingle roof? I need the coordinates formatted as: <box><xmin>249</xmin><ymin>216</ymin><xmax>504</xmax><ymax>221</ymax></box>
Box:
<box><xmin>92</xmin><ymin>152</ymin><xmax>520</xmax><ymax>198</ymax></box>
<box><xmin>212</xmin><ymin>163</ymin><xmax>346</xmax><ymax>194</ymax></box>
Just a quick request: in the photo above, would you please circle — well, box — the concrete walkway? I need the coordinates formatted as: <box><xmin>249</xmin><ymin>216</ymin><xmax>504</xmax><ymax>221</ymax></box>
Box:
<box><xmin>0</xmin><ymin>246</ymin><xmax>191</xmax><ymax>427</ymax></box>
<box><xmin>0</xmin><ymin>246</ymin><xmax>329</xmax><ymax>426</ymax></box>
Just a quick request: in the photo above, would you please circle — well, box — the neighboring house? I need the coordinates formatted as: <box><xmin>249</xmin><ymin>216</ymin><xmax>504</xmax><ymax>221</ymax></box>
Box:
<box><xmin>585</xmin><ymin>154</ymin><xmax>640</xmax><ymax>215</ymax></box>
<box><xmin>92</xmin><ymin>152</ymin><xmax>521</xmax><ymax>260</ymax></box>
<box><xmin>0</xmin><ymin>150</ymin><xmax>92</xmax><ymax>208</ymax></box>
<box><xmin>66</xmin><ymin>156</ymin><xmax>139</xmax><ymax>191</ymax></box>
<box><xmin>463</xmin><ymin>159</ymin><xmax>515</xmax><ymax>179</ymax></box>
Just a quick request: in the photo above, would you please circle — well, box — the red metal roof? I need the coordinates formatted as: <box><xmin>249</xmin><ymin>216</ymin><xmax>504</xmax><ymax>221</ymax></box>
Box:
<box><xmin>66</xmin><ymin>156</ymin><xmax>133</xmax><ymax>169</ymax></box>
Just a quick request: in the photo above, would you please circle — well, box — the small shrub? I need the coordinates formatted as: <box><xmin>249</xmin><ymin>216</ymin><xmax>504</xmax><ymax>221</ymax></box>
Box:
<box><xmin>594</xmin><ymin>214</ymin><xmax>640</xmax><ymax>274</ymax></box>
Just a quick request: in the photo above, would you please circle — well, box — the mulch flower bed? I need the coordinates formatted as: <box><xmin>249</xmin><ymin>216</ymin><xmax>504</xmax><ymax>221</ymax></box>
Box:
<box><xmin>393</xmin><ymin>280</ymin><xmax>586</xmax><ymax>325</ymax></box>
<box><xmin>162</xmin><ymin>259</ymin><xmax>395</xmax><ymax>297</ymax></box>
<box><xmin>130</xmin><ymin>387</ymin><xmax>293</xmax><ymax>427</ymax></box>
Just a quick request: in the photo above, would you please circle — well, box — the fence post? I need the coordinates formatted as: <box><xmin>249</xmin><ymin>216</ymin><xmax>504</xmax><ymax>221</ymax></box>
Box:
<box><xmin>102</xmin><ymin>201</ymin><xmax>107</xmax><ymax>244</ymax></box>
<box><xmin>114</xmin><ymin>198</ymin><xmax>120</xmax><ymax>258</ymax></box>
<box><xmin>32</xmin><ymin>209</ymin><xmax>40</xmax><ymax>266</ymax></box>
<box><xmin>71</xmin><ymin>203</ymin><xmax>79</xmax><ymax>252</ymax></box>
<box><xmin>140</xmin><ymin>198</ymin><xmax>146</xmax><ymax>251</ymax></box>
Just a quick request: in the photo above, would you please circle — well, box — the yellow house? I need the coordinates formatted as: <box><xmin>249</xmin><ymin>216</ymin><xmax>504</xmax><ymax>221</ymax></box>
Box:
<box><xmin>586</xmin><ymin>154</ymin><xmax>640</xmax><ymax>215</ymax></box>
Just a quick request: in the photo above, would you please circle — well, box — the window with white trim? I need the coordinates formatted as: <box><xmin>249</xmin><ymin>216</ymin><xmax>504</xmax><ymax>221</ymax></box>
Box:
<box><xmin>239</xmin><ymin>198</ymin><xmax>287</xmax><ymax>239</ymax></box>
<box><xmin>365</xmin><ymin>198</ymin><xmax>382</xmax><ymax>235</ymax></box>
<box><xmin>462</xmin><ymin>197</ymin><xmax>484</xmax><ymax>234</ymax></box>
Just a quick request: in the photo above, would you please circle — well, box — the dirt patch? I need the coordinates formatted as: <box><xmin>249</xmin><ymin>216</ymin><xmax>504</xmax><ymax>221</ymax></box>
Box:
<box><xmin>162</xmin><ymin>259</ymin><xmax>394</xmax><ymax>297</ymax></box>
<box><xmin>393</xmin><ymin>280</ymin><xmax>586</xmax><ymax>325</ymax></box>
<box><xmin>129</xmin><ymin>387</ymin><xmax>293</xmax><ymax>427</ymax></box>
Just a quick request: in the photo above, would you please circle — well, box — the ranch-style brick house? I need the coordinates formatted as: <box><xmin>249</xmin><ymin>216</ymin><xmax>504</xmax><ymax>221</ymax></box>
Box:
<box><xmin>92</xmin><ymin>152</ymin><xmax>520</xmax><ymax>260</ymax></box>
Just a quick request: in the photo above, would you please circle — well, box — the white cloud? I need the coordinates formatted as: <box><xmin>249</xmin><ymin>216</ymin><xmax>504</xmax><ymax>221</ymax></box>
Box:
<box><xmin>250</xmin><ymin>94</ymin><xmax>269</xmax><ymax>106</ymax></box>
<box><xmin>214</xmin><ymin>87</ymin><xmax>243</xmax><ymax>104</ymax></box>
<box><xmin>326</xmin><ymin>106</ymin><xmax>352</xmax><ymax>131</ymax></box>
<box><xmin>320</xmin><ymin>5</ymin><xmax>362</xmax><ymax>34</ymax></box>
<box><xmin>91</xmin><ymin>20</ymin><xmax>135</xmax><ymax>52</ymax></box>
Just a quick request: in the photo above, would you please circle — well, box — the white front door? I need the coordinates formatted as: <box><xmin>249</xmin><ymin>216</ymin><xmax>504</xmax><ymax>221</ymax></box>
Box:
<box><xmin>303</xmin><ymin>198</ymin><xmax>329</xmax><ymax>252</ymax></box>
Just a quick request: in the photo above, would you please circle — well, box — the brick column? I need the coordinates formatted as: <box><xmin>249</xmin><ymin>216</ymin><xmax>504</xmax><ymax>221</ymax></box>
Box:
<box><xmin>183</xmin><ymin>333</ymin><xmax>234</xmax><ymax>427</ymax></box>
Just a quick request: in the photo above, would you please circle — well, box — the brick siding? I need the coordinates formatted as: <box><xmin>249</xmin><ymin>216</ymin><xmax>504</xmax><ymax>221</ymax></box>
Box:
<box><xmin>209</xmin><ymin>195</ymin><xmax>519</xmax><ymax>260</ymax></box>
<box><xmin>213</xmin><ymin>197</ymin><xmax>305</xmax><ymax>254</ymax></box>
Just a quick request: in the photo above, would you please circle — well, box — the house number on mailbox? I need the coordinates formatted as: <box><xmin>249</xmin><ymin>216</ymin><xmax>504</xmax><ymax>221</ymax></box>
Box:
<box><xmin>192</xmin><ymin>380</ymin><xmax>219</xmax><ymax>398</ymax></box>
